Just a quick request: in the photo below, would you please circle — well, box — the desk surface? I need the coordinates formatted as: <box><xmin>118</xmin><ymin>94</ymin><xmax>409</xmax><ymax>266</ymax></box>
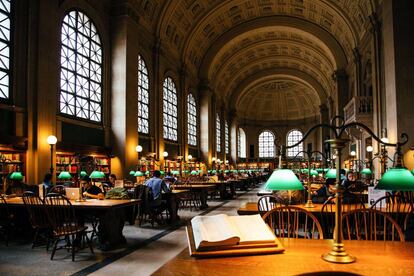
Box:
<box><xmin>173</xmin><ymin>184</ymin><xmax>216</xmax><ymax>189</ymax></box>
<box><xmin>153</xmin><ymin>238</ymin><xmax>414</xmax><ymax>275</ymax></box>
<box><xmin>3</xmin><ymin>197</ymin><xmax>140</xmax><ymax>209</ymax></box>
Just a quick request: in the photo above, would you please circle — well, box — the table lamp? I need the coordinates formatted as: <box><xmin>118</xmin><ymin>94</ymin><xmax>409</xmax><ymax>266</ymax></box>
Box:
<box><xmin>80</xmin><ymin>171</ymin><xmax>88</xmax><ymax>177</ymax></box>
<box><xmin>190</xmin><ymin>170</ymin><xmax>197</xmax><ymax>175</ymax></box>
<box><xmin>264</xmin><ymin>169</ymin><xmax>304</xmax><ymax>204</ymax></box>
<box><xmin>376</xmin><ymin>168</ymin><xmax>414</xmax><ymax>190</ymax></box>
<box><xmin>58</xmin><ymin>171</ymin><xmax>72</xmax><ymax>180</ymax></box>
<box><xmin>129</xmin><ymin>170</ymin><xmax>136</xmax><ymax>176</ymax></box>
<box><xmin>360</xmin><ymin>168</ymin><xmax>372</xmax><ymax>178</ymax></box>
<box><xmin>10</xmin><ymin>171</ymin><xmax>23</xmax><ymax>181</ymax></box>
<box><xmin>134</xmin><ymin>171</ymin><xmax>144</xmax><ymax>177</ymax></box>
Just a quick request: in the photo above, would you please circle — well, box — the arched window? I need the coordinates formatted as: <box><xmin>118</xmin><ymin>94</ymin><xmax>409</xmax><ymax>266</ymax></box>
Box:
<box><xmin>0</xmin><ymin>0</ymin><xmax>11</xmax><ymax>100</ymax></box>
<box><xmin>225</xmin><ymin>120</ymin><xmax>229</xmax><ymax>154</ymax></box>
<box><xmin>238</xmin><ymin>128</ymin><xmax>246</xmax><ymax>158</ymax></box>
<box><xmin>138</xmin><ymin>55</ymin><xmax>149</xmax><ymax>134</ymax></box>
<box><xmin>259</xmin><ymin>131</ymin><xmax>275</xmax><ymax>158</ymax></box>
<box><xmin>163</xmin><ymin>77</ymin><xmax>178</xmax><ymax>141</ymax></box>
<box><xmin>287</xmin><ymin>129</ymin><xmax>303</xmax><ymax>157</ymax></box>
<box><xmin>216</xmin><ymin>113</ymin><xmax>221</xmax><ymax>152</ymax></box>
<box><xmin>187</xmin><ymin>93</ymin><xmax>197</xmax><ymax>146</ymax></box>
<box><xmin>60</xmin><ymin>10</ymin><xmax>103</xmax><ymax>122</ymax></box>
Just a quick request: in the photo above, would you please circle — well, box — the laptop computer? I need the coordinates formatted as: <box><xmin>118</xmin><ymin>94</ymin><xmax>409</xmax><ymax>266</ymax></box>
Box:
<box><xmin>65</xmin><ymin>187</ymin><xmax>80</xmax><ymax>200</ymax></box>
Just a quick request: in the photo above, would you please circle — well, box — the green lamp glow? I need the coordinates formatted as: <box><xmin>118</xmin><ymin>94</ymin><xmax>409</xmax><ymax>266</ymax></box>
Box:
<box><xmin>191</xmin><ymin>170</ymin><xmax>197</xmax><ymax>175</ymax></box>
<box><xmin>129</xmin><ymin>170</ymin><xmax>136</xmax><ymax>176</ymax></box>
<box><xmin>172</xmin><ymin>170</ymin><xmax>180</xmax><ymax>176</ymax></box>
<box><xmin>324</xmin><ymin>169</ymin><xmax>337</xmax><ymax>179</ymax></box>
<box><xmin>212</xmin><ymin>170</ymin><xmax>217</xmax><ymax>174</ymax></box>
<box><xmin>301</xmin><ymin>168</ymin><xmax>309</xmax><ymax>174</ymax></box>
<box><xmin>160</xmin><ymin>170</ymin><xmax>165</xmax><ymax>175</ymax></box>
<box><xmin>90</xmin><ymin>170</ymin><xmax>103</xmax><ymax>179</ymax></box>
<box><xmin>411</xmin><ymin>169</ymin><xmax>414</xmax><ymax>175</ymax></box>
<box><xmin>58</xmin><ymin>171</ymin><xmax>72</xmax><ymax>180</ymax></box>
<box><xmin>310</xmin><ymin>169</ymin><xmax>318</xmax><ymax>177</ymax></box>
<box><xmin>360</xmin><ymin>168</ymin><xmax>372</xmax><ymax>176</ymax></box>
<box><xmin>145</xmin><ymin>171</ymin><xmax>150</xmax><ymax>175</ymax></box>
<box><xmin>376</xmin><ymin>168</ymin><xmax>414</xmax><ymax>191</ymax></box>
<box><xmin>264</xmin><ymin>169</ymin><xmax>304</xmax><ymax>191</ymax></box>
<box><xmin>134</xmin><ymin>171</ymin><xmax>144</xmax><ymax>177</ymax></box>
<box><xmin>10</xmin><ymin>172</ymin><xmax>23</xmax><ymax>181</ymax></box>
<box><xmin>80</xmin><ymin>171</ymin><xmax>88</xmax><ymax>177</ymax></box>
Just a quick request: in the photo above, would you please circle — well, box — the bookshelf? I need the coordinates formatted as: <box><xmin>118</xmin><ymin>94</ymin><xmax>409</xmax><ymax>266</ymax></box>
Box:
<box><xmin>0</xmin><ymin>149</ymin><xmax>25</xmax><ymax>192</ymax></box>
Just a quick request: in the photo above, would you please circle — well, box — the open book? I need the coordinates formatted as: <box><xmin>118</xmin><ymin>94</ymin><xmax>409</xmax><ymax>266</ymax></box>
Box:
<box><xmin>191</xmin><ymin>214</ymin><xmax>276</xmax><ymax>251</ymax></box>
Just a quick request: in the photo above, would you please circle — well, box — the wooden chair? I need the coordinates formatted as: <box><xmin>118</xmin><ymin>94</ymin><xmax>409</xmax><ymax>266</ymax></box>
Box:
<box><xmin>321</xmin><ymin>193</ymin><xmax>366</xmax><ymax>238</ymax></box>
<box><xmin>44</xmin><ymin>193</ymin><xmax>94</xmax><ymax>261</ymax></box>
<box><xmin>257</xmin><ymin>195</ymin><xmax>285</xmax><ymax>215</ymax></box>
<box><xmin>0</xmin><ymin>194</ymin><xmax>12</xmax><ymax>246</ymax></box>
<box><xmin>370</xmin><ymin>193</ymin><xmax>413</xmax><ymax>232</ymax></box>
<box><xmin>342</xmin><ymin>208</ymin><xmax>405</xmax><ymax>241</ymax></box>
<box><xmin>262</xmin><ymin>206</ymin><xmax>324</xmax><ymax>239</ymax></box>
<box><xmin>138</xmin><ymin>186</ymin><xmax>167</xmax><ymax>227</ymax></box>
<box><xmin>22</xmin><ymin>191</ymin><xmax>52</xmax><ymax>249</ymax></box>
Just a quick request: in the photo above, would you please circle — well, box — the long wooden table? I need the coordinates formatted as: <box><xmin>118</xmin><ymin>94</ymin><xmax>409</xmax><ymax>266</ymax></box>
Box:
<box><xmin>172</xmin><ymin>184</ymin><xmax>216</xmax><ymax>209</ymax></box>
<box><xmin>153</xmin><ymin>238</ymin><xmax>414</xmax><ymax>275</ymax></box>
<box><xmin>3</xmin><ymin>197</ymin><xmax>141</xmax><ymax>250</ymax></box>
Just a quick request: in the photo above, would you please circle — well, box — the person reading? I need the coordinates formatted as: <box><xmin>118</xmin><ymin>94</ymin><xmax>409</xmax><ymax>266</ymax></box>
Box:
<box><xmin>81</xmin><ymin>176</ymin><xmax>104</xmax><ymax>199</ymax></box>
<box><xmin>144</xmin><ymin>170</ymin><xmax>170</xmax><ymax>207</ymax></box>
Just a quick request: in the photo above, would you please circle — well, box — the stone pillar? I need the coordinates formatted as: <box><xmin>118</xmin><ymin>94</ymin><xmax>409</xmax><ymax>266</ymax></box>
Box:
<box><xmin>332</xmin><ymin>69</ymin><xmax>349</xmax><ymax>117</ymax></box>
<box><xmin>353</xmin><ymin>48</ymin><xmax>362</xmax><ymax>97</ymax></box>
<box><xmin>180</xmin><ymin>64</ymin><xmax>188</xmax><ymax>160</ymax></box>
<box><xmin>199</xmin><ymin>80</ymin><xmax>213</xmax><ymax>167</ymax></box>
<box><xmin>152</xmin><ymin>39</ymin><xmax>162</xmax><ymax>159</ymax></box>
<box><xmin>229</xmin><ymin>109</ymin><xmax>238</xmax><ymax>164</ymax></box>
<box><xmin>382</xmin><ymin>0</ymin><xmax>414</xmax><ymax>152</ymax></box>
<box><xmin>110</xmin><ymin>13</ymin><xmax>138</xmax><ymax>178</ymax></box>
<box><xmin>319</xmin><ymin>104</ymin><xmax>330</xmax><ymax>153</ymax></box>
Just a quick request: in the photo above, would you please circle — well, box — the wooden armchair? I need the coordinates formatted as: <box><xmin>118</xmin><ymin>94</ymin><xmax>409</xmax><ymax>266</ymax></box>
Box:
<box><xmin>257</xmin><ymin>195</ymin><xmax>285</xmax><ymax>215</ymax></box>
<box><xmin>262</xmin><ymin>206</ymin><xmax>324</xmax><ymax>239</ymax></box>
<box><xmin>342</xmin><ymin>208</ymin><xmax>405</xmax><ymax>241</ymax></box>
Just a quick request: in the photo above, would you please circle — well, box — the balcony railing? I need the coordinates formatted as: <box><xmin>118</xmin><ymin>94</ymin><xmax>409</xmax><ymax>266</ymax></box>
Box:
<box><xmin>344</xmin><ymin>96</ymin><xmax>373</xmax><ymax>125</ymax></box>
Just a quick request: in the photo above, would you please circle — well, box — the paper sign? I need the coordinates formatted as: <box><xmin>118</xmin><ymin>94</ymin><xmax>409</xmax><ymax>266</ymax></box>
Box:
<box><xmin>368</xmin><ymin>186</ymin><xmax>386</xmax><ymax>207</ymax></box>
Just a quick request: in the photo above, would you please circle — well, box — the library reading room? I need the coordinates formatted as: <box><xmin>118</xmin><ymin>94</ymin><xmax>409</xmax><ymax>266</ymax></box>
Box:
<box><xmin>1</xmin><ymin>0</ymin><xmax>414</xmax><ymax>275</ymax></box>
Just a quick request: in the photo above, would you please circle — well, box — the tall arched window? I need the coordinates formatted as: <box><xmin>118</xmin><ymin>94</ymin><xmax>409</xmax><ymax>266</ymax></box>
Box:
<box><xmin>287</xmin><ymin>129</ymin><xmax>303</xmax><ymax>157</ymax></box>
<box><xmin>187</xmin><ymin>93</ymin><xmax>197</xmax><ymax>146</ymax></box>
<box><xmin>0</xmin><ymin>0</ymin><xmax>11</xmax><ymax>100</ymax></box>
<box><xmin>238</xmin><ymin>128</ymin><xmax>246</xmax><ymax>158</ymax></box>
<box><xmin>216</xmin><ymin>113</ymin><xmax>221</xmax><ymax>152</ymax></box>
<box><xmin>259</xmin><ymin>131</ymin><xmax>275</xmax><ymax>158</ymax></box>
<box><xmin>138</xmin><ymin>55</ymin><xmax>149</xmax><ymax>134</ymax></box>
<box><xmin>60</xmin><ymin>10</ymin><xmax>103</xmax><ymax>122</ymax></box>
<box><xmin>225</xmin><ymin>120</ymin><xmax>229</xmax><ymax>154</ymax></box>
<box><xmin>163</xmin><ymin>77</ymin><xmax>178</xmax><ymax>141</ymax></box>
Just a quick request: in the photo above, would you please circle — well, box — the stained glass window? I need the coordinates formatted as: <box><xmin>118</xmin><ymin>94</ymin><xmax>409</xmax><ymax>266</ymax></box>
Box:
<box><xmin>163</xmin><ymin>77</ymin><xmax>178</xmax><ymax>141</ymax></box>
<box><xmin>60</xmin><ymin>10</ymin><xmax>102</xmax><ymax>122</ymax></box>
<box><xmin>216</xmin><ymin>113</ymin><xmax>221</xmax><ymax>152</ymax></box>
<box><xmin>0</xmin><ymin>0</ymin><xmax>11</xmax><ymax>99</ymax></box>
<box><xmin>259</xmin><ymin>131</ymin><xmax>275</xmax><ymax>158</ymax></box>
<box><xmin>225</xmin><ymin>120</ymin><xmax>229</xmax><ymax>154</ymax></box>
<box><xmin>287</xmin><ymin>129</ymin><xmax>303</xmax><ymax>157</ymax></box>
<box><xmin>238</xmin><ymin>128</ymin><xmax>246</xmax><ymax>158</ymax></box>
<box><xmin>138</xmin><ymin>55</ymin><xmax>149</xmax><ymax>134</ymax></box>
<box><xmin>187</xmin><ymin>93</ymin><xmax>197</xmax><ymax>146</ymax></box>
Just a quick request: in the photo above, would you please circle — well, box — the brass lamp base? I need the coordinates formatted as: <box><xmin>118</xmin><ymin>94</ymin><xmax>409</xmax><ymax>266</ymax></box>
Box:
<box><xmin>304</xmin><ymin>200</ymin><xmax>315</xmax><ymax>208</ymax></box>
<box><xmin>322</xmin><ymin>243</ymin><xmax>356</xmax><ymax>263</ymax></box>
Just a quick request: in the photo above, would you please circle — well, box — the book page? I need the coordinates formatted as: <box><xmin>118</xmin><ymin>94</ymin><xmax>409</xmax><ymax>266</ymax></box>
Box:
<box><xmin>229</xmin><ymin>214</ymin><xmax>276</xmax><ymax>245</ymax></box>
<box><xmin>191</xmin><ymin>214</ymin><xmax>240</xmax><ymax>250</ymax></box>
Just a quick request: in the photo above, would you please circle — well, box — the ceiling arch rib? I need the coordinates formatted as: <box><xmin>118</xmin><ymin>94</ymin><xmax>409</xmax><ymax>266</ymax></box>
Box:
<box><xmin>219</xmin><ymin>55</ymin><xmax>333</xmax><ymax>102</ymax></box>
<box><xmin>236</xmin><ymin>78</ymin><xmax>320</xmax><ymax>122</ymax></box>
<box><xmin>209</xmin><ymin>26</ymin><xmax>336</xmax><ymax>82</ymax></box>
<box><xmin>229</xmin><ymin>68</ymin><xmax>327</xmax><ymax>111</ymax></box>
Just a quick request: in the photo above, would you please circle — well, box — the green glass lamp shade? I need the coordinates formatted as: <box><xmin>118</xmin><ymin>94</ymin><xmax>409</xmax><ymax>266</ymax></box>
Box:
<box><xmin>129</xmin><ymin>170</ymin><xmax>136</xmax><ymax>175</ymax></box>
<box><xmin>324</xmin><ymin>169</ymin><xmax>337</xmax><ymax>179</ymax></box>
<box><xmin>212</xmin><ymin>170</ymin><xmax>217</xmax><ymax>174</ymax></box>
<box><xmin>190</xmin><ymin>170</ymin><xmax>197</xmax><ymax>175</ymax></box>
<box><xmin>145</xmin><ymin>171</ymin><xmax>150</xmax><ymax>175</ymax></box>
<box><xmin>58</xmin><ymin>171</ymin><xmax>72</xmax><ymax>180</ymax></box>
<box><xmin>160</xmin><ymin>170</ymin><xmax>165</xmax><ymax>175</ymax></box>
<box><xmin>90</xmin><ymin>170</ymin><xmax>103</xmax><ymax>179</ymax></box>
<box><xmin>316</xmin><ymin>168</ymin><xmax>323</xmax><ymax>173</ymax></box>
<box><xmin>225</xmin><ymin>170</ymin><xmax>230</xmax><ymax>173</ymax></box>
<box><xmin>10</xmin><ymin>171</ymin><xmax>23</xmax><ymax>181</ymax></box>
<box><xmin>376</xmin><ymin>168</ymin><xmax>414</xmax><ymax>191</ymax></box>
<box><xmin>264</xmin><ymin>169</ymin><xmax>304</xmax><ymax>191</ymax></box>
<box><xmin>172</xmin><ymin>170</ymin><xmax>180</xmax><ymax>175</ymax></box>
<box><xmin>411</xmin><ymin>169</ymin><xmax>414</xmax><ymax>175</ymax></box>
<box><xmin>80</xmin><ymin>171</ymin><xmax>88</xmax><ymax>177</ymax></box>
<box><xmin>361</xmin><ymin>168</ymin><xmax>372</xmax><ymax>176</ymax></box>
<box><xmin>310</xmin><ymin>169</ymin><xmax>318</xmax><ymax>177</ymax></box>
<box><xmin>301</xmin><ymin>169</ymin><xmax>309</xmax><ymax>174</ymax></box>
<box><xmin>323</xmin><ymin>168</ymin><xmax>329</xmax><ymax>172</ymax></box>
<box><xmin>198</xmin><ymin>170</ymin><xmax>203</xmax><ymax>174</ymax></box>
<box><xmin>134</xmin><ymin>171</ymin><xmax>144</xmax><ymax>177</ymax></box>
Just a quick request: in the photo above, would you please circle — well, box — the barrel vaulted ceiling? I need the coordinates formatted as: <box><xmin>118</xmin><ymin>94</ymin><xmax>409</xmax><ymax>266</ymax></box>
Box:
<box><xmin>134</xmin><ymin>0</ymin><xmax>379</xmax><ymax>121</ymax></box>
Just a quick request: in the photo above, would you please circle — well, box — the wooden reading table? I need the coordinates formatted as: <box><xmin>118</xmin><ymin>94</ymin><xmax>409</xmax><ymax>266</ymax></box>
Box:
<box><xmin>153</xmin><ymin>238</ymin><xmax>414</xmax><ymax>275</ymax></box>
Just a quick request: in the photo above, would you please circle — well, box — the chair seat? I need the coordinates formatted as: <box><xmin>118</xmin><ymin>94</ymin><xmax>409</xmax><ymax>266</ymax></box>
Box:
<box><xmin>54</xmin><ymin>225</ymin><xmax>88</xmax><ymax>237</ymax></box>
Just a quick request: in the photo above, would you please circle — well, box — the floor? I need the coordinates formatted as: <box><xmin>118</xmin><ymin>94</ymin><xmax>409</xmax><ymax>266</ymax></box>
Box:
<box><xmin>0</xmin><ymin>186</ymin><xmax>260</xmax><ymax>276</ymax></box>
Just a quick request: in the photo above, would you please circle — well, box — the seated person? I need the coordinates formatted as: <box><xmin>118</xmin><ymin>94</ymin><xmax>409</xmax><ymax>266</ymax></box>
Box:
<box><xmin>108</xmin><ymin>173</ymin><xmax>117</xmax><ymax>188</ymax></box>
<box><xmin>341</xmin><ymin>170</ymin><xmax>356</xmax><ymax>192</ymax></box>
<box><xmin>81</xmin><ymin>176</ymin><xmax>104</xmax><ymax>199</ymax></box>
<box><xmin>312</xmin><ymin>178</ymin><xmax>336</xmax><ymax>203</ymax></box>
<box><xmin>42</xmin><ymin>173</ymin><xmax>53</xmax><ymax>191</ymax></box>
<box><xmin>144</xmin><ymin>170</ymin><xmax>170</xmax><ymax>207</ymax></box>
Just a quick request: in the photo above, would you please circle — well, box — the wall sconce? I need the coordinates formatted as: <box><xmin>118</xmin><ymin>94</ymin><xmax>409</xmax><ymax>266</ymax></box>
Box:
<box><xmin>136</xmin><ymin>145</ymin><xmax>143</xmax><ymax>153</ymax></box>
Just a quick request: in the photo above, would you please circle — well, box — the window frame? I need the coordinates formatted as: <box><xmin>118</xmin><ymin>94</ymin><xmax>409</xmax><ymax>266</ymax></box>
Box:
<box><xmin>216</xmin><ymin>113</ymin><xmax>221</xmax><ymax>152</ymax></box>
<box><xmin>258</xmin><ymin>130</ymin><xmax>275</xmax><ymax>158</ymax></box>
<box><xmin>187</xmin><ymin>93</ymin><xmax>197</xmax><ymax>146</ymax></box>
<box><xmin>0</xmin><ymin>0</ymin><xmax>13</xmax><ymax>103</ymax></box>
<box><xmin>59</xmin><ymin>9</ymin><xmax>103</xmax><ymax>123</ymax></box>
<box><xmin>287</xmin><ymin>129</ymin><xmax>304</xmax><ymax>157</ymax></box>
<box><xmin>137</xmin><ymin>54</ymin><xmax>150</xmax><ymax>134</ymax></box>
<box><xmin>162</xmin><ymin>77</ymin><xmax>178</xmax><ymax>142</ymax></box>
